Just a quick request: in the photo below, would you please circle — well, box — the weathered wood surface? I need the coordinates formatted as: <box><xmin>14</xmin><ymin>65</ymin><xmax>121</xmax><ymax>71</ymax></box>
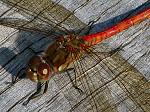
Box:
<box><xmin>0</xmin><ymin>0</ymin><xmax>150</xmax><ymax>112</ymax></box>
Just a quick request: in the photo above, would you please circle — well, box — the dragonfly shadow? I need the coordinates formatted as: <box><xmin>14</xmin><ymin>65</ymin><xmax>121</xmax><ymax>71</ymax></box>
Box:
<box><xmin>0</xmin><ymin>30</ymin><xmax>54</xmax><ymax>83</ymax></box>
<box><xmin>0</xmin><ymin>0</ymin><xmax>149</xmax><ymax>84</ymax></box>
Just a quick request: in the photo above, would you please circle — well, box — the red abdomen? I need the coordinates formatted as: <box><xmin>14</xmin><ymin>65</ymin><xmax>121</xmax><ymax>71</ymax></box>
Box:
<box><xmin>82</xmin><ymin>7</ymin><xmax>150</xmax><ymax>46</ymax></box>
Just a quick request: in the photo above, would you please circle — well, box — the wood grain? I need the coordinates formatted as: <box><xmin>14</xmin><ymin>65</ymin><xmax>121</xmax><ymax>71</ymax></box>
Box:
<box><xmin>0</xmin><ymin>0</ymin><xmax>149</xmax><ymax>112</ymax></box>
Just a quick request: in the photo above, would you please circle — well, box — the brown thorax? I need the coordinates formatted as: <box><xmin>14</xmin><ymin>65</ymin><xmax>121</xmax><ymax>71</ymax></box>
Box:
<box><xmin>43</xmin><ymin>35</ymin><xmax>84</xmax><ymax>73</ymax></box>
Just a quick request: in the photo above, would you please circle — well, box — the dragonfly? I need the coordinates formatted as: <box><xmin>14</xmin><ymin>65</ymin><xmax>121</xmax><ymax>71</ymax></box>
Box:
<box><xmin>0</xmin><ymin>0</ymin><xmax>150</xmax><ymax>111</ymax></box>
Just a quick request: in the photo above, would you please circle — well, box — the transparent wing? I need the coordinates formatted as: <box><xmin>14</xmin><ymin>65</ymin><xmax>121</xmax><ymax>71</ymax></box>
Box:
<box><xmin>0</xmin><ymin>0</ymin><xmax>149</xmax><ymax>112</ymax></box>
<box><xmin>0</xmin><ymin>18</ymin><xmax>57</xmax><ymax>35</ymax></box>
<box><xmin>0</xmin><ymin>0</ymin><xmax>86</xmax><ymax>34</ymax></box>
<box><xmin>69</xmin><ymin>43</ymin><xmax>150</xmax><ymax>112</ymax></box>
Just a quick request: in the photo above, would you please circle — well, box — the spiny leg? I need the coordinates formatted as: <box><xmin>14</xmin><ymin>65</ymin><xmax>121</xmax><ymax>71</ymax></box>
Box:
<box><xmin>70</xmin><ymin>52</ymin><xmax>84</xmax><ymax>94</ymax></box>
<box><xmin>12</xmin><ymin>68</ymin><xmax>26</xmax><ymax>84</ymax></box>
<box><xmin>66</xmin><ymin>68</ymin><xmax>83</xmax><ymax>94</ymax></box>
<box><xmin>43</xmin><ymin>81</ymin><xmax>49</xmax><ymax>94</ymax></box>
<box><xmin>5</xmin><ymin>67</ymin><xmax>26</xmax><ymax>85</ymax></box>
<box><xmin>78</xmin><ymin>20</ymin><xmax>95</xmax><ymax>35</ymax></box>
<box><xmin>23</xmin><ymin>81</ymin><xmax>49</xmax><ymax>105</ymax></box>
<box><xmin>23</xmin><ymin>82</ymin><xmax>42</xmax><ymax>106</ymax></box>
<box><xmin>10</xmin><ymin>46</ymin><xmax>45</xmax><ymax>85</ymax></box>
<box><xmin>84</xmin><ymin>20</ymin><xmax>95</xmax><ymax>35</ymax></box>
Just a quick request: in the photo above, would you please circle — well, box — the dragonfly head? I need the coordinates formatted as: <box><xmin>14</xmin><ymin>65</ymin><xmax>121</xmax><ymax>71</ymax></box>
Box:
<box><xmin>26</xmin><ymin>55</ymin><xmax>51</xmax><ymax>82</ymax></box>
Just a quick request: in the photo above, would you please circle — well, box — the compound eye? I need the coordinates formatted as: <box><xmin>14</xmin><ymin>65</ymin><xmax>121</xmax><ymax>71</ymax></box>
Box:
<box><xmin>28</xmin><ymin>56</ymin><xmax>42</xmax><ymax>71</ymax></box>
<box><xmin>29</xmin><ymin>56</ymin><xmax>42</xmax><ymax>66</ymax></box>
<box><xmin>26</xmin><ymin>67</ymin><xmax>38</xmax><ymax>82</ymax></box>
<box><xmin>37</xmin><ymin>63</ymin><xmax>50</xmax><ymax>80</ymax></box>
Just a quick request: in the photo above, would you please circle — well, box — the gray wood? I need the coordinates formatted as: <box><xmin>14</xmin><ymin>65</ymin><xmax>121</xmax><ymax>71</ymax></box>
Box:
<box><xmin>0</xmin><ymin>0</ymin><xmax>149</xmax><ymax>112</ymax></box>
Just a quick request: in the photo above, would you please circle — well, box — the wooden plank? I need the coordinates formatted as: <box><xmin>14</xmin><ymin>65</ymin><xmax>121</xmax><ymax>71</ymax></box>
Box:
<box><xmin>0</xmin><ymin>0</ymin><xmax>149</xmax><ymax>112</ymax></box>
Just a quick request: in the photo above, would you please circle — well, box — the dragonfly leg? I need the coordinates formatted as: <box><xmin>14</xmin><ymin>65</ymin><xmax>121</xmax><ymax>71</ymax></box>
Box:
<box><xmin>5</xmin><ymin>67</ymin><xmax>26</xmax><ymax>86</ymax></box>
<box><xmin>13</xmin><ymin>68</ymin><xmax>26</xmax><ymax>83</ymax></box>
<box><xmin>66</xmin><ymin>68</ymin><xmax>83</xmax><ymax>94</ymax></box>
<box><xmin>80</xmin><ymin>20</ymin><xmax>95</xmax><ymax>35</ymax></box>
<box><xmin>23</xmin><ymin>82</ymin><xmax>42</xmax><ymax>106</ymax></box>
<box><xmin>43</xmin><ymin>81</ymin><xmax>49</xmax><ymax>94</ymax></box>
<box><xmin>83</xmin><ymin>21</ymin><xmax>95</xmax><ymax>35</ymax></box>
